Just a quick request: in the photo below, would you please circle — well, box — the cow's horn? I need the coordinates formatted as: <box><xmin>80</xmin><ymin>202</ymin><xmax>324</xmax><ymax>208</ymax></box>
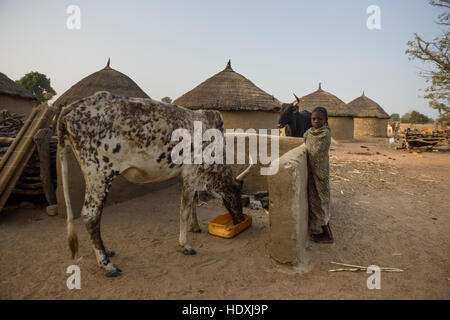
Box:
<box><xmin>236</xmin><ymin>155</ymin><xmax>255</xmax><ymax>181</ymax></box>
<box><xmin>293</xmin><ymin>93</ymin><xmax>300</xmax><ymax>104</ymax></box>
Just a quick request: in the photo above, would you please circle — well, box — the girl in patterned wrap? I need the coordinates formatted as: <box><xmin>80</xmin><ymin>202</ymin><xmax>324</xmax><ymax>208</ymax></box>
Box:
<box><xmin>303</xmin><ymin>106</ymin><xmax>334</xmax><ymax>243</ymax></box>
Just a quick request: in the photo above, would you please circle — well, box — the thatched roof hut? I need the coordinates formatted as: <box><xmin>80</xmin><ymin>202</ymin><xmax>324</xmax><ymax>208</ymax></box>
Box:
<box><xmin>174</xmin><ymin>60</ymin><xmax>281</xmax><ymax>131</ymax></box>
<box><xmin>348</xmin><ymin>91</ymin><xmax>389</xmax><ymax>137</ymax></box>
<box><xmin>0</xmin><ymin>72</ymin><xmax>36</xmax><ymax>100</ymax></box>
<box><xmin>53</xmin><ymin>59</ymin><xmax>149</xmax><ymax>108</ymax></box>
<box><xmin>347</xmin><ymin>91</ymin><xmax>389</xmax><ymax>119</ymax></box>
<box><xmin>174</xmin><ymin>60</ymin><xmax>281</xmax><ymax>112</ymax></box>
<box><xmin>295</xmin><ymin>83</ymin><xmax>355</xmax><ymax>140</ymax></box>
<box><xmin>0</xmin><ymin>72</ymin><xmax>37</xmax><ymax>117</ymax></box>
<box><xmin>295</xmin><ymin>83</ymin><xmax>355</xmax><ymax>117</ymax></box>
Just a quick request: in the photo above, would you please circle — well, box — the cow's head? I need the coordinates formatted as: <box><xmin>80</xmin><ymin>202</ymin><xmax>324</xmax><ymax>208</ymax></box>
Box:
<box><xmin>217</xmin><ymin>160</ymin><xmax>254</xmax><ymax>225</ymax></box>
<box><xmin>278</xmin><ymin>103</ymin><xmax>297</xmax><ymax>129</ymax></box>
<box><xmin>278</xmin><ymin>94</ymin><xmax>301</xmax><ymax>129</ymax></box>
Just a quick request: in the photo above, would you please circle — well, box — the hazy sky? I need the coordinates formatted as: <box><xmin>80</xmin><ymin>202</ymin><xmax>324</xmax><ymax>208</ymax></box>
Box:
<box><xmin>0</xmin><ymin>0</ymin><xmax>445</xmax><ymax>118</ymax></box>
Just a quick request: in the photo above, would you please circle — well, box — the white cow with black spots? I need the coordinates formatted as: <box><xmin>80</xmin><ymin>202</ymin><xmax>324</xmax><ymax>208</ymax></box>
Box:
<box><xmin>57</xmin><ymin>91</ymin><xmax>252</xmax><ymax>277</ymax></box>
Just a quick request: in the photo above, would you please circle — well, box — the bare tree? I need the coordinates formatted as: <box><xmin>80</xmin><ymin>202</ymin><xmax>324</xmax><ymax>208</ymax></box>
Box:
<box><xmin>406</xmin><ymin>0</ymin><xmax>449</xmax><ymax>121</ymax></box>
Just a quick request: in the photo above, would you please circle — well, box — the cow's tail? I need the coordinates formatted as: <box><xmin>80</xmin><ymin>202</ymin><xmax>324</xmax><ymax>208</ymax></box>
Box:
<box><xmin>57</xmin><ymin>112</ymin><xmax>79</xmax><ymax>259</ymax></box>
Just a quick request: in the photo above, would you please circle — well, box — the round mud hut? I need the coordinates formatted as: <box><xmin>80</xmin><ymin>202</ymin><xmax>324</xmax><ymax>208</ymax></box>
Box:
<box><xmin>53</xmin><ymin>59</ymin><xmax>149</xmax><ymax>108</ymax></box>
<box><xmin>347</xmin><ymin>91</ymin><xmax>389</xmax><ymax>138</ymax></box>
<box><xmin>295</xmin><ymin>83</ymin><xmax>355</xmax><ymax>140</ymax></box>
<box><xmin>174</xmin><ymin>60</ymin><xmax>281</xmax><ymax>132</ymax></box>
<box><xmin>0</xmin><ymin>72</ymin><xmax>37</xmax><ymax>117</ymax></box>
<box><xmin>54</xmin><ymin>59</ymin><xmax>175</xmax><ymax>218</ymax></box>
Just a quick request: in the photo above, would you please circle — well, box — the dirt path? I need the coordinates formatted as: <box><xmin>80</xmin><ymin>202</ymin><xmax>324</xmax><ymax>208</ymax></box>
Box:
<box><xmin>0</xmin><ymin>139</ymin><xmax>449</xmax><ymax>299</ymax></box>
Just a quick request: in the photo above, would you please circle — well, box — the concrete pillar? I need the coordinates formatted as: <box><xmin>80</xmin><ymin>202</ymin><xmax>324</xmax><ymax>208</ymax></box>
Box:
<box><xmin>267</xmin><ymin>144</ymin><xmax>308</xmax><ymax>266</ymax></box>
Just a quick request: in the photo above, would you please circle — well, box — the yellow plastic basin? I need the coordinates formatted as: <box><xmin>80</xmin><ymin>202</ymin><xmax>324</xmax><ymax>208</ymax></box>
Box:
<box><xmin>208</xmin><ymin>213</ymin><xmax>252</xmax><ymax>238</ymax></box>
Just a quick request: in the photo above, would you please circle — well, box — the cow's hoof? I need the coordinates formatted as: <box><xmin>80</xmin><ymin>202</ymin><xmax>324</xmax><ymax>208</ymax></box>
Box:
<box><xmin>106</xmin><ymin>250</ymin><xmax>115</xmax><ymax>258</ymax></box>
<box><xmin>106</xmin><ymin>269</ymin><xmax>121</xmax><ymax>277</ymax></box>
<box><xmin>183</xmin><ymin>248</ymin><xmax>197</xmax><ymax>255</ymax></box>
<box><xmin>189</xmin><ymin>227</ymin><xmax>202</xmax><ymax>233</ymax></box>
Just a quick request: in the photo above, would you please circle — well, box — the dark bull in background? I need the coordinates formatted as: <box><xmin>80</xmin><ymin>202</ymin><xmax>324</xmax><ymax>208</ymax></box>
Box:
<box><xmin>278</xmin><ymin>94</ymin><xmax>312</xmax><ymax>138</ymax></box>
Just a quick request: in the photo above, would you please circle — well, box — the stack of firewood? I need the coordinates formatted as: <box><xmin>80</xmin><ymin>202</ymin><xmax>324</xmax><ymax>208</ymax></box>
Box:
<box><xmin>400</xmin><ymin>128</ymin><xmax>450</xmax><ymax>151</ymax></box>
<box><xmin>11</xmin><ymin>141</ymin><xmax>57</xmax><ymax>196</ymax></box>
<box><xmin>0</xmin><ymin>110</ymin><xmax>23</xmax><ymax>161</ymax></box>
<box><xmin>0</xmin><ymin>107</ymin><xmax>57</xmax><ymax>207</ymax></box>
<box><xmin>0</xmin><ymin>110</ymin><xmax>24</xmax><ymax>138</ymax></box>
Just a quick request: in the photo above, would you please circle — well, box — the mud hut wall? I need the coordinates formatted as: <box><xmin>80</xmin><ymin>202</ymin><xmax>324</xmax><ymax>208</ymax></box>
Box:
<box><xmin>225</xmin><ymin>133</ymin><xmax>303</xmax><ymax>193</ymax></box>
<box><xmin>268</xmin><ymin>144</ymin><xmax>308</xmax><ymax>265</ymax></box>
<box><xmin>0</xmin><ymin>95</ymin><xmax>36</xmax><ymax>117</ymax></box>
<box><xmin>220</xmin><ymin>111</ymin><xmax>279</xmax><ymax>131</ymax></box>
<box><xmin>354</xmin><ymin>118</ymin><xmax>388</xmax><ymax>138</ymax></box>
<box><xmin>56</xmin><ymin>145</ymin><xmax>179</xmax><ymax>219</ymax></box>
<box><xmin>328</xmin><ymin>116</ymin><xmax>354</xmax><ymax>141</ymax></box>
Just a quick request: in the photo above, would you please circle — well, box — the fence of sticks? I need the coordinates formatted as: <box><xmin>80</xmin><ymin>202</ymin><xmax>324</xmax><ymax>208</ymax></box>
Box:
<box><xmin>0</xmin><ymin>107</ymin><xmax>58</xmax><ymax>212</ymax></box>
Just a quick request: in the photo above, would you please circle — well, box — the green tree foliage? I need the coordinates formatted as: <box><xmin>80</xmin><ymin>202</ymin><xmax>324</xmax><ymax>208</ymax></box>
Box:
<box><xmin>161</xmin><ymin>96</ymin><xmax>172</xmax><ymax>104</ymax></box>
<box><xmin>16</xmin><ymin>71</ymin><xmax>56</xmax><ymax>103</ymax></box>
<box><xmin>400</xmin><ymin>112</ymin><xmax>411</xmax><ymax>123</ymax></box>
<box><xmin>405</xmin><ymin>0</ymin><xmax>449</xmax><ymax>122</ymax></box>
<box><xmin>409</xmin><ymin>110</ymin><xmax>433</xmax><ymax>124</ymax></box>
<box><xmin>401</xmin><ymin>110</ymin><xmax>433</xmax><ymax>124</ymax></box>
<box><xmin>389</xmin><ymin>113</ymin><xmax>400</xmax><ymax>122</ymax></box>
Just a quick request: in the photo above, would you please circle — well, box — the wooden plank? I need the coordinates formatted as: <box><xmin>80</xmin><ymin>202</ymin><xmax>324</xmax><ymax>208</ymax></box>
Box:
<box><xmin>0</xmin><ymin>105</ymin><xmax>54</xmax><ymax>191</ymax></box>
<box><xmin>18</xmin><ymin>176</ymin><xmax>42</xmax><ymax>182</ymax></box>
<box><xmin>0</xmin><ymin>107</ymin><xmax>42</xmax><ymax>191</ymax></box>
<box><xmin>33</xmin><ymin>128</ymin><xmax>56</xmax><ymax>205</ymax></box>
<box><xmin>15</xmin><ymin>181</ymin><xmax>43</xmax><ymax>189</ymax></box>
<box><xmin>12</xmin><ymin>188</ymin><xmax>44</xmax><ymax>195</ymax></box>
<box><xmin>0</xmin><ymin>137</ymin><xmax>14</xmax><ymax>144</ymax></box>
<box><xmin>0</xmin><ymin>104</ymin><xmax>56</xmax><ymax>212</ymax></box>
<box><xmin>0</xmin><ymin>144</ymin><xmax>36</xmax><ymax>208</ymax></box>
<box><xmin>0</xmin><ymin>105</ymin><xmax>39</xmax><ymax>171</ymax></box>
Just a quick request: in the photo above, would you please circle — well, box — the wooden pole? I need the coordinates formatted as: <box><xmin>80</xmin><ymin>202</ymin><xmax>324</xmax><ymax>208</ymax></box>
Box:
<box><xmin>0</xmin><ymin>105</ymin><xmax>39</xmax><ymax>171</ymax></box>
<box><xmin>34</xmin><ymin>127</ymin><xmax>57</xmax><ymax>205</ymax></box>
<box><xmin>0</xmin><ymin>105</ymin><xmax>56</xmax><ymax>212</ymax></box>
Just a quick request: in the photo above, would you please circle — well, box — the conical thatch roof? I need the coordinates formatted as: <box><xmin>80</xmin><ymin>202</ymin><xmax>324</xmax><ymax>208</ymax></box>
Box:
<box><xmin>174</xmin><ymin>60</ymin><xmax>281</xmax><ymax>112</ymax></box>
<box><xmin>53</xmin><ymin>59</ymin><xmax>150</xmax><ymax>107</ymax></box>
<box><xmin>347</xmin><ymin>91</ymin><xmax>389</xmax><ymax>119</ymax></box>
<box><xmin>295</xmin><ymin>83</ymin><xmax>355</xmax><ymax>117</ymax></box>
<box><xmin>0</xmin><ymin>72</ymin><xmax>36</xmax><ymax>100</ymax></box>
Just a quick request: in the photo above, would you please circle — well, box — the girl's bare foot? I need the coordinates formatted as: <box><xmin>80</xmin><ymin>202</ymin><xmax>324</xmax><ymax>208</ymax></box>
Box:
<box><xmin>311</xmin><ymin>223</ymin><xmax>334</xmax><ymax>243</ymax></box>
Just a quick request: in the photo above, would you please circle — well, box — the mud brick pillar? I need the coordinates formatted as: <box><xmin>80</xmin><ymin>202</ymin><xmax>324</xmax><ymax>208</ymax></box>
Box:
<box><xmin>267</xmin><ymin>144</ymin><xmax>309</xmax><ymax>266</ymax></box>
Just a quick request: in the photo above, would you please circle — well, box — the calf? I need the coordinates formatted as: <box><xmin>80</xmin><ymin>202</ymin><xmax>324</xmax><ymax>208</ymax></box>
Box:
<box><xmin>57</xmin><ymin>91</ymin><xmax>252</xmax><ymax>277</ymax></box>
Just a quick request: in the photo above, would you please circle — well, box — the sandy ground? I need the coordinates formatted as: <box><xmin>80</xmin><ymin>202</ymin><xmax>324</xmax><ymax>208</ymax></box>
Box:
<box><xmin>0</xmin><ymin>139</ymin><xmax>449</xmax><ymax>300</ymax></box>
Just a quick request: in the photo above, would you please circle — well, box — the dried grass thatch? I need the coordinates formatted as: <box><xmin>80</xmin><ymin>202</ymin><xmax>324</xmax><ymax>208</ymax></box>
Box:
<box><xmin>53</xmin><ymin>59</ymin><xmax>150</xmax><ymax>107</ymax></box>
<box><xmin>347</xmin><ymin>91</ymin><xmax>389</xmax><ymax>119</ymax></box>
<box><xmin>0</xmin><ymin>72</ymin><xmax>36</xmax><ymax>100</ymax></box>
<box><xmin>294</xmin><ymin>83</ymin><xmax>355</xmax><ymax>117</ymax></box>
<box><xmin>174</xmin><ymin>60</ymin><xmax>281</xmax><ymax>112</ymax></box>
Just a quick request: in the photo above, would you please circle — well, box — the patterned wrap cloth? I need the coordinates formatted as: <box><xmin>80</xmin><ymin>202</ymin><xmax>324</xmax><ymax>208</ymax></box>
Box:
<box><xmin>303</xmin><ymin>125</ymin><xmax>331</xmax><ymax>230</ymax></box>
